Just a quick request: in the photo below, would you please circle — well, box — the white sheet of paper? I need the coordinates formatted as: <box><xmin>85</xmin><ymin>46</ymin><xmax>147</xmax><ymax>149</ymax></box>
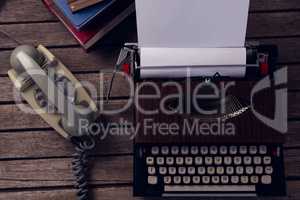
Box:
<box><xmin>135</xmin><ymin>0</ymin><xmax>250</xmax><ymax>48</ymax></box>
<box><xmin>140</xmin><ymin>47</ymin><xmax>246</xmax><ymax>68</ymax></box>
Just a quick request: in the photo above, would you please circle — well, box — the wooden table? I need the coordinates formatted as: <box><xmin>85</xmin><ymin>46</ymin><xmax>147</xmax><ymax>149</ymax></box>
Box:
<box><xmin>0</xmin><ymin>0</ymin><xmax>300</xmax><ymax>199</ymax></box>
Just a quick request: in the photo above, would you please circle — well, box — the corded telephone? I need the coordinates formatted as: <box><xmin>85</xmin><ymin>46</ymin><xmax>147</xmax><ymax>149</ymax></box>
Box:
<box><xmin>8</xmin><ymin>44</ymin><xmax>99</xmax><ymax>200</ymax></box>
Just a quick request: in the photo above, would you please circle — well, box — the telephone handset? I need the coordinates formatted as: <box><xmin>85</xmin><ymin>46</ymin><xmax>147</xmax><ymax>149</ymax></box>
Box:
<box><xmin>8</xmin><ymin>45</ymin><xmax>98</xmax><ymax>139</ymax></box>
<box><xmin>8</xmin><ymin>45</ymin><xmax>99</xmax><ymax>200</ymax></box>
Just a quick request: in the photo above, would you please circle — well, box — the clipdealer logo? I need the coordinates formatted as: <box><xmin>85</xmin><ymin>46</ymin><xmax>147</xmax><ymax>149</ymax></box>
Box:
<box><xmin>250</xmin><ymin>67</ymin><xmax>288</xmax><ymax>133</ymax></box>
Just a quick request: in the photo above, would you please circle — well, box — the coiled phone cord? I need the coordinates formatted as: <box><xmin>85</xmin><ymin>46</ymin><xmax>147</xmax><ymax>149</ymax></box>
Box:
<box><xmin>71</xmin><ymin>137</ymin><xmax>96</xmax><ymax>200</ymax></box>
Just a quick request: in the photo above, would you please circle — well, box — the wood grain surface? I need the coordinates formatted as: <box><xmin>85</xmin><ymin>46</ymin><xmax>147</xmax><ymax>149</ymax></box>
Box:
<box><xmin>0</xmin><ymin>0</ymin><xmax>299</xmax><ymax>199</ymax></box>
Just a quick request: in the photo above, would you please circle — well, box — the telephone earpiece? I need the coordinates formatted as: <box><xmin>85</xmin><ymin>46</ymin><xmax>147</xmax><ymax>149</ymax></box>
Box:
<box><xmin>10</xmin><ymin>45</ymin><xmax>46</xmax><ymax>74</ymax></box>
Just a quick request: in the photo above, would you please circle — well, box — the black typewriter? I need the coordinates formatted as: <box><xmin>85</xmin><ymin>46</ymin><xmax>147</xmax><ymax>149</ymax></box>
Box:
<box><xmin>113</xmin><ymin>42</ymin><xmax>287</xmax><ymax>197</ymax></box>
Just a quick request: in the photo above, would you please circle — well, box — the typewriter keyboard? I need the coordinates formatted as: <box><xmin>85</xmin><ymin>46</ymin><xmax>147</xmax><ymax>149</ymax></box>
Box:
<box><xmin>134</xmin><ymin>144</ymin><xmax>286</xmax><ymax>197</ymax></box>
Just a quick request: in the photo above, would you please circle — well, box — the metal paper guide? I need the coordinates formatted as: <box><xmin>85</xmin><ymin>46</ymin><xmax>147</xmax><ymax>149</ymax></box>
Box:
<box><xmin>135</xmin><ymin>0</ymin><xmax>250</xmax><ymax>78</ymax></box>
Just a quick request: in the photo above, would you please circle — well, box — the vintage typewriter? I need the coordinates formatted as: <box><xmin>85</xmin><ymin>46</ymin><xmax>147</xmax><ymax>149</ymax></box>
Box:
<box><xmin>115</xmin><ymin>42</ymin><xmax>286</xmax><ymax>197</ymax></box>
<box><xmin>111</xmin><ymin>0</ymin><xmax>287</xmax><ymax>197</ymax></box>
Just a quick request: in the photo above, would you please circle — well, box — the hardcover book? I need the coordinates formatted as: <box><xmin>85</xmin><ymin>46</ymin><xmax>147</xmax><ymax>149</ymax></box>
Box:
<box><xmin>43</xmin><ymin>0</ymin><xmax>135</xmax><ymax>50</ymax></box>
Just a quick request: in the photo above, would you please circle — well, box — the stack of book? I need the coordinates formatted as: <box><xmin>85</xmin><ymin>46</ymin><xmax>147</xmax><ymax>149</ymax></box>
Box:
<box><xmin>43</xmin><ymin>0</ymin><xmax>135</xmax><ymax>50</ymax></box>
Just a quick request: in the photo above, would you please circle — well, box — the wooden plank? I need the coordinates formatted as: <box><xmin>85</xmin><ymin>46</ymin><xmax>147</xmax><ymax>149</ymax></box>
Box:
<box><xmin>0</xmin><ymin>187</ymin><xmax>133</xmax><ymax>200</ymax></box>
<box><xmin>0</xmin><ymin>47</ymin><xmax>120</xmax><ymax>75</ymax></box>
<box><xmin>288</xmin><ymin>92</ymin><xmax>300</xmax><ymax>118</ymax></box>
<box><xmin>247</xmin><ymin>12</ymin><xmax>300</xmax><ymax>38</ymax></box>
<box><xmin>288</xmin><ymin>65</ymin><xmax>300</xmax><ymax>90</ymax></box>
<box><xmin>0</xmin><ymin>156</ymin><xmax>132</xmax><ymax>189</ymax></box>
<box><xmin>0</xmin><ymin>100</ymin><xmax>133</xmax><ymax>131</ymax></box>
<box><xmin>0</xmin><ymin>15</ymin><xmax>137</xmax><ymax>49</ymax></box>
<box><xmin>0</xmin><ymin>72</ymin><xmax>131</xmax><ymax>102</ymax></box>
<box><xmin>0</xmin><ymin>182</ymin><xmax>300</xmax><ymax>200</ymax></box>
<box><xmin>287</xmin><ymin>122</ymin><xmax>300</xmax><ymax>147</ymax></box>
<box><xmin>1</xmin><ymin>0</ymin><xmax>300</xmax><ymax>24</ymax></box>
<box><xmin>0</xmin><ymin>23</ymin><xmax>77</xmax><ymax>48</ymax></box>
<box><xmin>1</xmin><ymin>12</ymin><xmax>300</xmax><ymax>49</ymax></box>
<box><xmin>0</xmin><ymin>149</ymin><xmax>298</xmax><ymax>189</ymax></box>
<box><xmin>285</xmin><ymin>149</ymin><xmax>300</xmax><ymax>177</ymax></box>
<box><xmin>0</xmin><ymin>0</ymin><xmax>56</xmax><ymax>23</ymax></box>
<box><xmin>250</xmin><ymin>0</ymin><xmax>300</xmax><ymax>12</ymax></box>
<box><xmin>0</xmin><ymin>130</ymin><xmax>133</xmax><ymax>159</ymax></box>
